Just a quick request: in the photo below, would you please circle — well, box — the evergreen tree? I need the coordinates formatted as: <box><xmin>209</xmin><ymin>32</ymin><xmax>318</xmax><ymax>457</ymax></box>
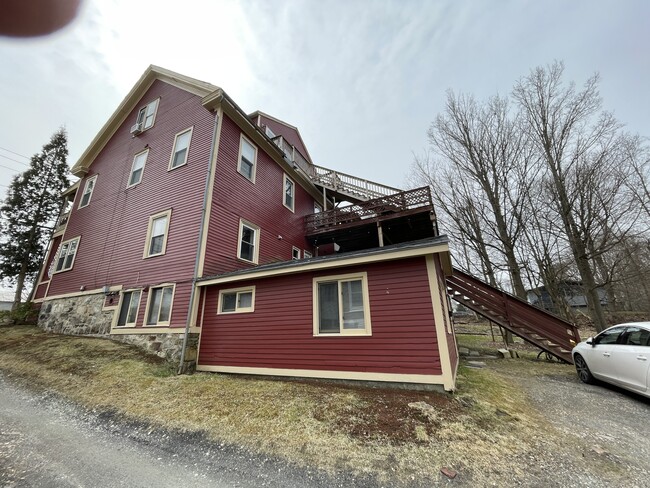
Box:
<box><xmin>0</xmin><ymin>129</ymin><xmax>69</xmax><ymax>307</ymax></box>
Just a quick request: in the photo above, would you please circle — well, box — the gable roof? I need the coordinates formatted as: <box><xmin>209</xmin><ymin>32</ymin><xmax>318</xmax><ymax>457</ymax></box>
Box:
<box><xmin>70</xmin><ymin>65</ymin><xmax>220</xmax><ymax>177</ymax></box>
<box><xmin>249</xmin><ymin>111</ymin><xmax>314</xmax><ymax>164</ymax></box>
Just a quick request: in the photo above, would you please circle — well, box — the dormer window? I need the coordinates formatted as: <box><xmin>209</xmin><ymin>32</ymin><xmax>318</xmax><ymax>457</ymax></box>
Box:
<box><xmin>134</xmin><ymin>98</ymin><xmax>159</xmax><ymax>133</ymax></box>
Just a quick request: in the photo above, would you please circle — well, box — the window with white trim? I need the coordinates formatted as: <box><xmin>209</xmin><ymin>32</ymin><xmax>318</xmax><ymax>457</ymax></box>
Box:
<box><xmin>144</xmin><ymin>210</ymin><xmax>171</xmax><ymax>258</ymax></box>
<box><xmin>218</xmin><ymin>287</ymin><xmax>255</xmax><ymax>314</ymax></box>
<box><xmin>128</xmin><ymin>149</ymin><xmax>148</xmax><ymax>187</ymax></box>
<box><xmin>146</xmin><ymin>285</ymin><xmax>174</xmax><ymax>325</ymax></box>
<box><xmin>54</xmin><ymin>237</ymin><xmax>80</xmax><ymax>272</ymax></box>
<box><xmin>238</xmin><ymin>136</ymin><xmax>256</xmax><ymax>182</ymax></box>
<box><xmin>313</xmin><ymin>273</ymin><xmax>371</xmax><ymax>336</ymax></box>
<box><xmin>238</xmin><ymin>220</ymin><xmax>259</xmax><ymax>263</ymax></box>
<box><xmin>283</xmin><ymin>174</ymin><xmax>295</xmax><ymax>211</ymax></box>
<box><xmin>304</xmin><ymin>250</ymin><xmax>312</xmax><ymax>259</ymax></box>
<box><xmin>116</xmin><ymin>290</ymin><xmax>141</xmax><ymax>327</ymax></box>
<box><xmin>169</xmin><ymin>127</ymin><xmax>193</xmax><ymax>170</ymax></box>
<box><xmin>136</xmin><ymin>98</ymin><xmax>159</xmax><ymax>131</ymax></box>
<box><xmin>292</xmin><ymin>247</ymin><xmax>300</xmax><ymax>260</ymax></box>
<box><xmin>78</xmin><ymin>175</ymin><xmax>97</xmax><ymax>208</ymax></box>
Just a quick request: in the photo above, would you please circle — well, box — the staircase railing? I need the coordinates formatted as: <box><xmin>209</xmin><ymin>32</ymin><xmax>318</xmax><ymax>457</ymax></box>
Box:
<box><xmin>447</xmin><ymin>269</ymin><xmax>580</xmax><ymax>363</ymax></box>
<box><xmin>309</xmin><ymin>165</ymin><xmax>402</xmax><ymax>201</ymax></box>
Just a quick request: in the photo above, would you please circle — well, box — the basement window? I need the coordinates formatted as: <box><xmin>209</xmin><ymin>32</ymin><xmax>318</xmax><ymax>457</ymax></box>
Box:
<box><xmin>145</xmin><ymin>284</ymin><xmax>175</xmax><ymax>326</ymax></box>
<box><xmin>116</xmin><ymin>290</ymin><xmax>141</xmax><ymax>327</ymax></box>
<box><xmin>218</xmin><ymin>287</ymin><xmax>255</xmax><ymax>314</ymax></box>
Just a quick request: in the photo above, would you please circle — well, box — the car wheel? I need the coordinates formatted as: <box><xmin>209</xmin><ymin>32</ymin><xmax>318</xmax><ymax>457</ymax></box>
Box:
<box><xmin>574</xmin><ymin>354</ymin><xmax>595</xmax><ymax>384</ymax></box>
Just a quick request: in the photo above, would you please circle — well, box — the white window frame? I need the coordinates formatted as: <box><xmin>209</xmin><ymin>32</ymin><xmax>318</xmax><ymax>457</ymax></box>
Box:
<box><xmin>304</xmin><ymin>250</ymin><xmax>312</xmax><ymax>259</ymax></box>
<box><xmin>127</xmin><ymin>149</ymin><xmax>149</xmax><ymax>188</ymax></box>
<box><xmin>136</xmin><ymin>98</ymin><xmax>160</xmax><ymax>131</ymax></box>
<box><xmin>144</xmin><ymin>283</ymin><xmax>175</xmax><ymax>326</ymax></box>
<box><xmin>237</xmin><ymin>219</ymin><xmax>260</xmax><ymax>264</ymax></box>
<box><xmin>169</xmin><ymin>127</ymin><xmax>193</xmax><ymax>170</ymax></box>
<box><xmin>53</xmin><ymin>236</ymin><xmax>80</xmax><ymax>273</ymax></box>
<box><xmin>78</xmin><ymin>175</ymin><xmax>97</xmax><ymax>209</ymax></box>
<box><xmin>313</xmin><ymin>272</ymin><xmax>371</xmax><ymax>337</ymax></box>
<box><xmin>283</xmin><ymin>173</ymin><xmax>295</xmax><ymax>212</ymax></box>
<box><xmin>143</xmin><ymin>209</ymin><xmax>172</xmax><ymax>258</ymax></box>
<box><xmin>292</xmin><ymin>247</ymin><xmax>301</xmax><ymax>260</ymax></box>
<box><xmin>217</xmin><ymin>286</ymin><xmax>256</xmax><ymax>314</ymax></box>
<box><xmin>114</xmin><ymin>289</ymin><xmax>142</xmax><ymax>327</ymax></box>
<box><xmin>237</xmin><ymin>134</ymin><xmax>257</xmax><ymax>183</ymax></box>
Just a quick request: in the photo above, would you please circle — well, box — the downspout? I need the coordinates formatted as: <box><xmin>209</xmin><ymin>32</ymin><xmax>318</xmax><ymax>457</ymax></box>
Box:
<box><xmin>178</xmin><ymin>108</ymin><xmax>220</xmax><ymax>374</ymax></box>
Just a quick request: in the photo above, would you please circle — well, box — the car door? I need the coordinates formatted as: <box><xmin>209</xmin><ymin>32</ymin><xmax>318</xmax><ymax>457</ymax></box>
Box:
<box><xmin>587</xmin><ymin>326</ymin><xmax>626</xmax><ymax>382</ymax></box>
<box><xmin>612</xmin><ymin>326</ymin><xmax>650</xmax><ymax>393</ymax></box>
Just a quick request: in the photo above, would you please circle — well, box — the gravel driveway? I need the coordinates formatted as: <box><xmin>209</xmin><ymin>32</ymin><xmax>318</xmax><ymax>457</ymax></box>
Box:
<box><xmin>515</xmin><ymin>370</ymin><xmax>650</xmax><ymax>487</ymax></box>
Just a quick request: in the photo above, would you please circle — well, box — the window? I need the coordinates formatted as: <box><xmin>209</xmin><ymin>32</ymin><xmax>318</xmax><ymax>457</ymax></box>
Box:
<box><xmin>283</xmin><ymin>174</ymin><xmax>295</xmax><ymax>211</ymax></box>
<box><xmin>292</xmin><ymin>247</ymin><xmax>301</xmax><ymax>260</ymax></box>
<box><xmin>238</xmin><ymin>135</ymin><xmax>256</xmax><ymax>182</ymax></box>
<box><xmin>116</xmin><ymin>290</ymin><xmax>141</xmax><ymax>327</ymax></box>
<box><xmin>144</xmin><ymin>210</ymin><xmax>171</xmax><ymax>258</ymax></box>
<box><xmin>314</xmin><ymin>202</ymin><xmax>323</xmax><ymax>213</ymax></box>
<box><xmin>145</xmin><ymin>285</ymin><xmax>174</xmax><ymax>325</ymax></box>
<box><xmin>313</xmin><ymin>273</ymin><xmax>371</xmax><ymax>336</ymax></box>
<box><xmin>594</xmin><ymin>326</ymin><xmax>625</xmax><ymax>345</ymax></box>
<box><xmin>238</xmin><ymin>220</ymin><xmax>260</xmax><ymax>263</ymax></box>
<box><xmin>622</xmin><ymin>327</ymin><xmax>650</xmax><ymax>346</ymax></box>
<box><xmin>169</xmin><ymin>128</ymin><xmax>193</xmax><ymax>170</ymax></box>
<box><xmin>128</xmin><ymin>150</ymin><xmax>148</xmax><ymax>187</ymax></box>
<box><xmin>136</xmin><ymin>98</ymin><xmax>159</xmax><ymax>130</ymax></box>
<box><xmin>54</xmin><ymin>237</ymin><xmax>80</xmax><ymax>273</ymax></box>
<box><xmin>304</xmin><ymin>250</ymin><xmax>312</xmax><ymax>259</ymax></box>
<box><xmin>218</xmin><ymin>287</ymin><xmax>255</xmax><ymax>314</ymax></box>
<box><xmin>78</xmin><ymin>175</ymin><xmax>97</xmax><ymax>208</ymax></box>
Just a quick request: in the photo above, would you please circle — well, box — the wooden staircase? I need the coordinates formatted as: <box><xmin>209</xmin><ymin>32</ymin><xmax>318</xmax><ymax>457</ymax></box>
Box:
<box><xmin>446</xmin><ymin>269</ymin><xmax>581</xmax><ymax>364</ymax></box>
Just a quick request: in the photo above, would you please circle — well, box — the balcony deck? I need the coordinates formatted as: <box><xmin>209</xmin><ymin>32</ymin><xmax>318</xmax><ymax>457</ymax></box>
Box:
<box><xmin>304</xmin><ymin>187</ymin><xmax>438</xmax><ymax>252</ymax></box>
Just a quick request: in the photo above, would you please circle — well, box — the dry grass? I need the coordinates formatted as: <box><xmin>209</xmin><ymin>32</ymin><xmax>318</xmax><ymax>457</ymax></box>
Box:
<box><xmin>0</xmin><ymin>325</ymin><xmax>580</xmax><ymax>485</ymax></box>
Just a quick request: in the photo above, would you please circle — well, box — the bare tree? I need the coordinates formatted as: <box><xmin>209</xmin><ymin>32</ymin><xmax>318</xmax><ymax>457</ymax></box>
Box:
<box><xmin>512</xmin><ymin>61</ymin><xmax>639</xmax><ymax>331</ymax></box>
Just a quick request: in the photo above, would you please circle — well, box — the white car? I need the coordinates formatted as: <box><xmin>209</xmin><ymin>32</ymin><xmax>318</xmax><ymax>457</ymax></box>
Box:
<box><xmin>572</xmin><ymin>322</ymin><xmax>650</xmax><ymax>398</ymax></box>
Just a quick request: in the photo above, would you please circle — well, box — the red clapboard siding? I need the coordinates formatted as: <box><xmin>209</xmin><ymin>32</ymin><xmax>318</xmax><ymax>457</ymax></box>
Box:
<box><xmin>45</xmin><ymin>80</ymin><xmax>216</xmax><ymax>328</ymax></box>
<box><xmin>202</xmin><ymin>114</ymin><xmax>316</xmax><ymax>276</ymax></box>
<box><xmin>34</xmin><ymin>234</ymin><xmax>63</xmax><ymax>300</ymax></box>
<box><xmin>198</xmin><ymin>257</ymin><xmax>442</xmax><ymax>375</ymax></box>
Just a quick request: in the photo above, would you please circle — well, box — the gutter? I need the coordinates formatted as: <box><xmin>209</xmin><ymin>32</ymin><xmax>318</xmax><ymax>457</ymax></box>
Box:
<box><xmin>177</xmin><ymin>101</ymin><xmax>222</xmax><ymax>374</ymax></box>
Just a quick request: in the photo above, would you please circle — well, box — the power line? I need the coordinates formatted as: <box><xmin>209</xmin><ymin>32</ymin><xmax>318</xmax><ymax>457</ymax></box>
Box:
<box><xmin>0</xmin><ymin>146</ymin><xmax>30</xmax><ymax>160</ymax></box>
<box><xmin>0</xmin><ymin>154</ymin><xmax>29</xmax><ymax>167</ymax></box>
<box><xmin>0</xmin><ymin>163</ymin><xmax>20</xmax><ymax>173</ymax></box>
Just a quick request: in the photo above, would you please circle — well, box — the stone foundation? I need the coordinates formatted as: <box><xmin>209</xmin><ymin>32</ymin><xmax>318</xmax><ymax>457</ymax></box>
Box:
<box><xmin>38</xmin><ymin>293</ymin><xmax>199</xmax><ymax>371</ymax></box>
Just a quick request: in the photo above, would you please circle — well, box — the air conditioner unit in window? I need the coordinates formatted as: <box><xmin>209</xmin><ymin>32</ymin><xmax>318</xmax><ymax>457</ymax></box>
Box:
<box><xmin>130</xmin><ymin>123</ymin><xmax>143</xmax><ymax>135</ymax></box>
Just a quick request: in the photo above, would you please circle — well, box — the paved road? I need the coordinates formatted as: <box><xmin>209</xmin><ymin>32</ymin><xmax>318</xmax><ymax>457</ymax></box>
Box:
<box><xmin>0</xmin><ymin>373</ymin><xmax>370</xmax><ymax>488</ymax></box>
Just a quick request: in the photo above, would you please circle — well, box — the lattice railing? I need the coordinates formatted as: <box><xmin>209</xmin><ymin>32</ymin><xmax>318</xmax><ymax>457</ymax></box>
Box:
<box><xmin>305</xmin><ymin>186</ymin><xmax>433</xmax><ymax>233</ymax></box>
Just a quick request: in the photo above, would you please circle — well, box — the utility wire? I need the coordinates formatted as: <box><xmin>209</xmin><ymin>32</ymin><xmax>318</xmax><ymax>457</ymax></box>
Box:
<box><xmin>0</xmin><ymin>146</ymin><xmax>30</xmax><ymax>160</ymax></box>
<box><xmin>0</xmin><ymin>163</ymin><xmax>20</xmax><ymax>173</ymax></box>
<box><xmin>0</xmin><ymin>154</ymin><xmax>29</xmax><ymax>166</ymax></box>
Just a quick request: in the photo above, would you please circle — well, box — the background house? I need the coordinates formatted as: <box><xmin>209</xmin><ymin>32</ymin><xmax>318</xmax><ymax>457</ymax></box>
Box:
<box><xmin>33</xmin><ymin>66</ymin><xmax>458</xmax><ymax>391</ymax></box>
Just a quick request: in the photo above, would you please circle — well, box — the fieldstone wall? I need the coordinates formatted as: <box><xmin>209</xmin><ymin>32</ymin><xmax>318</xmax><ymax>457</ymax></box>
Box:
<box><xmin>39</xmin><ymin>293</ymin><xmax>112</xmax><ymax>336</ymax></box>
<box><xmin>38</xmin><ymin>293</ymin><xmax>200</xmax><ymax>371</ymax></box>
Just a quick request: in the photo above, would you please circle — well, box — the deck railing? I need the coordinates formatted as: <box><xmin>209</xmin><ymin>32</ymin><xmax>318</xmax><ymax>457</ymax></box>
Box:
<box><xmin>271</xmin><ymin>135</ymin><xmax>312</xmax><ymax>175</ymax></box>
<box><xmin>305</xmin><ymin>186</ymin><xmax>433</xmax><ymax>234</ymax></box>
<box><xmin>309</xmin><ymin>165</ymin><xmax>401</xmax><ymax>200</ymax></box>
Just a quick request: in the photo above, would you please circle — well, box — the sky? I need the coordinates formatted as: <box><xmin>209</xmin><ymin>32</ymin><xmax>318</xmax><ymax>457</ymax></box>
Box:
<box><xmin>0</xmin><ymin>0</ymin><xmax>649</xmax><ymax>200</ymax></box>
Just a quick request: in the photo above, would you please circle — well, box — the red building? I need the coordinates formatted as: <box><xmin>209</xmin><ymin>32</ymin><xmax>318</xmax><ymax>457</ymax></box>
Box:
<box><xmin>34</xmin><ymin>66</ymin><xmax>458</xmax><ymax>391</ymax></box>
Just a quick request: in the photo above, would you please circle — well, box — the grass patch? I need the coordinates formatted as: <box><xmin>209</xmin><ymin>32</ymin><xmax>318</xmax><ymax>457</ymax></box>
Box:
<box><xmin>0</xmin><ymin>325</ymin><xmax>586</xmax><ymax>485</ymax></box>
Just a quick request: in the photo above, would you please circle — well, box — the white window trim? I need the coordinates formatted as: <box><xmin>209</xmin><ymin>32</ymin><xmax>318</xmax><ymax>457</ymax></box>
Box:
<box><xmin>283</xmin><ymin>173</ymin><xmax>295</xmax><ymax>212</ymax></box>
<box><xmin>168</xmin><ymin>127</ymin><xmax>193</xmax><ymax>171</ymax></box>
<box><xmin>53</xmin><ymin>236</ymin><xmax>81</xmax><ymax>274</ymax></box>
<box><xmin>136</xmin><ymin>98</ymin><xmax>160</xmax><ymax>131</ymax></box>
<box><xmin>237</xmin><ymin>134</ymin><xmax>257</xmax><ymax>183</ymax></box>
<box><xmin>292</xmin><ymin>246</ymin><xmax>301</xmax><ymax>260</ymax></box>
<box><xmin>78</xmin><ymin>175</ymin><xmax>97</xmax><ymax>209</ymax></box>
<box><xmin>237</xmin><ymin>219</ymin><xmax>260</xmax><ymax>264</ymax></box>
<box><xmin>113</xmin><ymin>289</ymin><xmax>143</xmax><ymax>328</ymax></box>
<box><xmin>143</xmin><ymin>283</ymin><xmax>176</xmax><ymax>327</ymax></box>
<box><xmin>143</xmin><ymin>209</ymin><xmax>172</xmax><ymax>259</ymax></box>
<box><xmin>312</xmin><ymin>272</ymin><xmax>372</xmax><ymax>337</ymax></box>
<box><xmin>127</xmin><ymin>149</ymin><xmax>149</xmax><ymax>188</ymax></box>
<box><xmin>217</xmin><ymin>286</ymin><xmax>256</xmax><ymax>314</ymax></box>
<box><xmin>304</xmin><ymin>250</ymin><xmax>312</xmax><ymax>259</ymax></box>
